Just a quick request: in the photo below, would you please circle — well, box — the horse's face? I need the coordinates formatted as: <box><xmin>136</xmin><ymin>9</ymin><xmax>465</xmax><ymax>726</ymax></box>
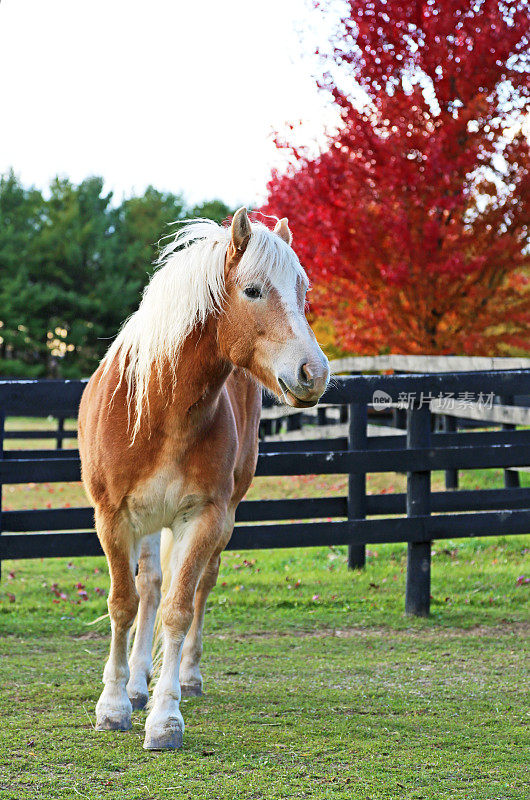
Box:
<box><xmin>218</xmin><ymin>209</ymin><xmax>329</xmax><ymax>408</ymax></box>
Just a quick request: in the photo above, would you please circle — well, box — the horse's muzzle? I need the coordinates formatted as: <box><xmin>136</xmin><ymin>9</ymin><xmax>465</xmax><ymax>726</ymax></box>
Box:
<box><xmin>278</xmin><ymin>359</ymin><xmax>329</xmax><ymax>407</ymax></box>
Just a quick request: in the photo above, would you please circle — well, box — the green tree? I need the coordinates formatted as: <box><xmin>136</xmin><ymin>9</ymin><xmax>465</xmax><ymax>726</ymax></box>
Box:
<box><xmin>0</xmin><ymin>171</ymin><xmax>46</xmax><ymax>376</ymax></box>
<box><xmin>190</xmin><ymin>199</ymin><xmax>231</xmax><ymax>225</ymax></box>
<box><xmin>4</xmin><ymin>177</ymin><xmax>115</xmax><ymax>377</ymax></box>
<box><xmin>111</xmin><ymin>186</ymin><xmax>186</xmax><ymax>288</ymax></box>
<box><xmin>0</xmin><ymin>173</ymin><xmax>234</xmax><ymax>378</ymax></box>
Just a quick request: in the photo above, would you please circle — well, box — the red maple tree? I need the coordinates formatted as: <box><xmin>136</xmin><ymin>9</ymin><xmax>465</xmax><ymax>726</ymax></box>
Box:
<box><xmin>262</xmin><ymin>0</ymin><xmax>530</xmax><ymax>354</ymax></box>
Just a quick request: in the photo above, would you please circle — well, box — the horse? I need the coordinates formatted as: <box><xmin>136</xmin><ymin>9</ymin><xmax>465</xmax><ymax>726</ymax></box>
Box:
<box><xmin>78</xmin><ymin>208</ymin><xmax>330</xmax><ymax>750</ymax></box>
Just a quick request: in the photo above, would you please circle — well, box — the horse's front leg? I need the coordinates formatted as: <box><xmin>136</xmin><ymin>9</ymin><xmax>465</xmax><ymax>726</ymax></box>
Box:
<box><xmin>179</xmin><ymin>552</ymin><xmax>221</xmax><ymax>697</ymax></box>
<box><xmin>95</xmin><ymin>508</ymin><xmax>139</xmax><ymax>731</ymax></box>
<box><xmin>143</xmin><ymin>501</ymin><xmax>226</xmax><ymax>751</ymax></box>
<box><xmin>179</xmin><ymin>510</ymin><xmax>233</xmax><ymax>696</ymax></box>
<box><xmin>127</xmin><ymin>531</ymin><xmax>162</xmax><ymax>710</ymax></box>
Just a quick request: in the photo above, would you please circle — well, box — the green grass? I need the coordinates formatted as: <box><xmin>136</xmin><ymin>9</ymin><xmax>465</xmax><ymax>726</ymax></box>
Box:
<box><xmin>0</xmin><ymin>605</ymin><xmax>528</xmax><ymax>800</ymax></box>
<box><xmin>1</xmin><ymin>543</ymin><xmax>529</xmax><ymax>798</ymax></box>
<box><xmin>0</xmin><ymin>423</ymin><xmax>529</xmax><ymax>798</ymax></box>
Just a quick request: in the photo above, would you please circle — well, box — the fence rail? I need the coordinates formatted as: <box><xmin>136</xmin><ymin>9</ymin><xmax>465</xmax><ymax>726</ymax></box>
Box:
<box><xmin>330</xmin><ymin>354</ymin><xmax>530</xmax><ymax>373</ymax></box>
<box><xmin>1</xmin><ymin>369</ymin><xmax>529</xmax><ymax>616</ymax></box>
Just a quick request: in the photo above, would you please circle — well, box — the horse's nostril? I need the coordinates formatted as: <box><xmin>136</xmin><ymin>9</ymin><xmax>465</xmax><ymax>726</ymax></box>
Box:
<box><xmin>299</xmin><ymin>362</ymin><xmax>314</xmax><ymax>388</ymax></box>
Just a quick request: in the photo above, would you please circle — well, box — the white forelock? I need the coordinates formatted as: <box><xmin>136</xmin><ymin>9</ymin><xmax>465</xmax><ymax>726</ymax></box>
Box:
<box><xmin>101</xmin><ymin>218</ymin><xmax>307</xmax><ymax>440</ymax></box>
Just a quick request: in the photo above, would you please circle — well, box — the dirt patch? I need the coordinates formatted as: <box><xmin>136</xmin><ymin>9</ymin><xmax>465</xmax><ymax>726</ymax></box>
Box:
<box><xmin>71</xmin><ymin>630</ymin><xmax>109</xmax><ymax>640</ymax></box>
<box><xmin>213</xmin><ymin>620</ymin><xmax>530</xmax><ymax>642</ymax></box>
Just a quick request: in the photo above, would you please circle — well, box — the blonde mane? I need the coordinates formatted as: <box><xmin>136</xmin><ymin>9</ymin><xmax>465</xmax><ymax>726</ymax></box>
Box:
<box><xmin>102</xmin><ymin>218</ymin><xmax>306</xmax><ymax>441</ymax></box>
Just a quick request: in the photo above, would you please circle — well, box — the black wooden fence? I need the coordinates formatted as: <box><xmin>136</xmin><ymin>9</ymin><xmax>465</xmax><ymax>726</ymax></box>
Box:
<box><xmin>2</xmin><ymin>412</ymin><xmax>77</xmax><ymax>450</ymax></box>
<box><xmin>1</xmin><ymin>370</ymin><xmax>529</xmax><ymax>616</ymax></box>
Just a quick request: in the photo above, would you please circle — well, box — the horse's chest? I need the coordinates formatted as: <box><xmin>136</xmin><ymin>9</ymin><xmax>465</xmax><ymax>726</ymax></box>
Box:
<box><xmin>126</xmin><ymin>466</ymin><xmax>192</xmax><ymax>536</ymax></box>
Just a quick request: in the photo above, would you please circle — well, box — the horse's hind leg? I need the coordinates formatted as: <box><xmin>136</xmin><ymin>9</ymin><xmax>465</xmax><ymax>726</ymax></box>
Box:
<box><xmin>179</xmin><ymin>552</ymin><xmax>221</xmax><ymax>697</ymax></box>
<box><xmin>127</xmin><ymin>532</ymin><xmax>162</xmax><ymax>710</ymax></box>
<box><xmin>95</xmin><ymin>508</ymin><xmax>139</xmax><ymax>732</ymax></box>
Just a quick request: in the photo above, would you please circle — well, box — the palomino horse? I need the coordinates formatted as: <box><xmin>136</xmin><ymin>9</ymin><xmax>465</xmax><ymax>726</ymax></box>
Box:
<box><xmin>78</xmin><ymin>208</ymin><xmax>329</xmax><ymax>750</ymax></box>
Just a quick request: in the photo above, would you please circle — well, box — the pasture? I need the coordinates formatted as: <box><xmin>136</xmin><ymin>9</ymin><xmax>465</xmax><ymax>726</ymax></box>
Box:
<box><xmin>1</xmin><ymin>458</ymin><xmax>529</xmax><ymax>800</ymax></box>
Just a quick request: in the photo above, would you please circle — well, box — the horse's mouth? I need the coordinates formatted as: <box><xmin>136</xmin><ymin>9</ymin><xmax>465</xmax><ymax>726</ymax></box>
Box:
<box><xmin>278</xmin><ymin>379</ymin><xmax>318</xmax><ymax>408</ymax></box>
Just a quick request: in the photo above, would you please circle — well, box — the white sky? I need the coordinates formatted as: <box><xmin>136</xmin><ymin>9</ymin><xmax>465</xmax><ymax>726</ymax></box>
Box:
<box><xmin>0</xmin><ymin>0</ymin><xmax>338</xmax><ymax>207</ymax></box>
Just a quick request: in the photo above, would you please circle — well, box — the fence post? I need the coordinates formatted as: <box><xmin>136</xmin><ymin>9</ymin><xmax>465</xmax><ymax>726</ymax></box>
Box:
<box><xmin>392</xmin><ymin>407</ymin><xmax>407</xmax><ymax>430</ymax></box>
<box><xmin>0</xmin><ymin>411</ymin><xmax>4</xmax><ymax>580</ymax></box>
<box><xmin>442</xmin><ymin>414</ymin><xmax>459</xmax><ymax>489</ymax></box>
<box><xmin>286</xmin><ymin>413</ymin><xmax>301</xmax><ymax>432</ymax></box>
<box><xmin>56</xmin><ymin>415</ymin><xmax>65</xmax><ymax>450</ymax></box>
<box><xmin>501</xmin><ymin>395</ymin><xmax>520</xmax><ymax>488</ymax></box>
<box><xmin>347</xmin><ymin>402</ymin><xmax>367</xmax><ymax>570</ymax></box>
<box><xmin>405</xmin><ymin>404</ymin><xmax>432</xmax><ymax>616</ymax></box>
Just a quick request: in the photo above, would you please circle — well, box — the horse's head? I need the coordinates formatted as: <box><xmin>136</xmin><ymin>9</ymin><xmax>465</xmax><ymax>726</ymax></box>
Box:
<box><xmin>218</xmin><ymin>208</ymin><xmax>329</xmax><ymax>407</ymax></box>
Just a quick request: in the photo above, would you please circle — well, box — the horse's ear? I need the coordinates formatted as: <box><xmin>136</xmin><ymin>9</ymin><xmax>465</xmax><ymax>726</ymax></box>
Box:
<box><xmin>231</xmin><ymin>207</ymin><xmax>251</xmax><ymax>252</ymax></box>
<box><xmin>274</xmin><ymin>217</ymin><xmax>293</xmax><ymax>246</ymax></box>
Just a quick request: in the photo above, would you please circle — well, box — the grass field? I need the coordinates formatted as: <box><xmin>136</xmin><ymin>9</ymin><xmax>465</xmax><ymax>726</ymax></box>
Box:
<box><xmin>0</xmin><ymin>419</ymin><xmax>529</xmax><ymax>798</ymax></box>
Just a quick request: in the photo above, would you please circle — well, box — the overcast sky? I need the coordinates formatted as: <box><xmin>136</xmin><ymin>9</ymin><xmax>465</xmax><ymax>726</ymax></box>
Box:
<box><xmin>0</xmin><ymin>0</ymin><xmax>338</xmax><ymax>207</ymax></box>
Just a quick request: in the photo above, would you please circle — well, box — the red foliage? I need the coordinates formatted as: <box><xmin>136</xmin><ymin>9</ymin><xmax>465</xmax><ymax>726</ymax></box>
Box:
<box><xmin>262</xmin><ymin>0</ymin><xmax>530</xmax><ymax>354</ymax></box>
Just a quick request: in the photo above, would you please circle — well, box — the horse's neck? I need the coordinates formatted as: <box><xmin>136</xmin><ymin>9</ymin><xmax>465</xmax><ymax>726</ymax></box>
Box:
<box><xmin>155</xmin><ymin>316</ymin><xmax>231</xmax><ymax>423</ymax></box>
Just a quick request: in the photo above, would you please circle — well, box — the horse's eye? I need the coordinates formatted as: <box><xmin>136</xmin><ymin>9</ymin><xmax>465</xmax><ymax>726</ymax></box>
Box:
<box><xmin>243</xmin><ymin>286</ymin><xmax>262</xmax><ymax>300</ymax></box>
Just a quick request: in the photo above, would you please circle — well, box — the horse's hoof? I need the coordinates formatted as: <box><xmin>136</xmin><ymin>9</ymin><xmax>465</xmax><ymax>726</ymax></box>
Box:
<box><xmin>95</xmin><ymin>713</ymin><xmax>132</xmax><ymax>732</ymax></box>
<box><xmin>129</xmin><ymin>692</ymin><xmax>149</xmax><ymax>711</ymax></box>
<box><xmin>181</xmin><ymin>683</ymin><xmax>203</xmax><ymax>698</ymax></box>
<box><xmin>143</xmin><ymin>727</ymin><xmax>183</xmax><ymax>751</ymax></box>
